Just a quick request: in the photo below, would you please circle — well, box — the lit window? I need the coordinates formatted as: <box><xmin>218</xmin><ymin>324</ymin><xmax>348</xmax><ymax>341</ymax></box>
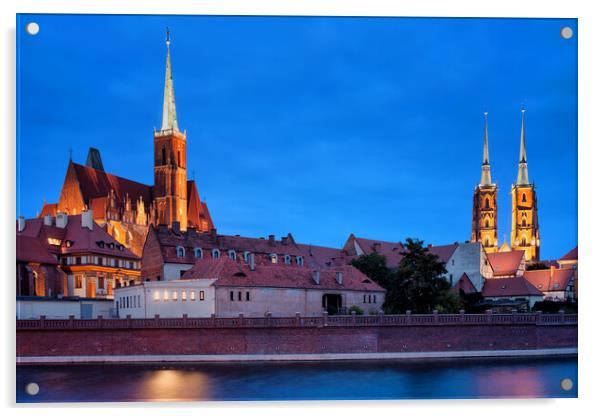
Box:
<box><xmin>75</xmin><ymin>275</ymin><xmax>82</xmax><ymax>289</ymax></box>
<box><xmin>47</xmin><ymin>238</ymin><xmax>61</xmax><ymax>246</ymax></box>
<box><xmin>153</xmin><ymin>291</ymin><xmax>160</xmax><ymax>301</ymax></box>
<box><xmin>163</xmin><ymin>290</ymin><xmax>169</xmax><ymax>301</ymax></box>
<box><xmin>190</xmin><ymin>291</ymin><xmax>196</xmax><ymax>300</ymax></box>
<box><xmin>199</xmin><ymin>291</ymin><xmax>205</xmax><ymax>301</ymax></box>
<box><xmin>284</xmin><ymin>255</ymin><xmax>291</xmax><ymax>265</ymax></box>
<box><xmin>270</xmin><ymin>254</ymin><xmax>277</xmax><ymax>264</ymax></box>
<box><xmin>182</xmin><ymin>291</ymin><xmax>187</xmax><ymax>301</ymax></box>
<box><xmin>228</xmin><ymin>250</ymin><xmax>236</xmax><ymax>261</ymax></box>
<box><xmin>172</xmin><ymin>291</ymin><xmax>178</xmax><ymax>301</ymax></box>
<box><xmin>194</xmin><ymin>248</ymin><xmax>203</xmax><ymax>259</ymax></box>
<box><xmin>212</xmin><ymin>249</ymin><xmax>220</xmax><ymax>259</ymax></box>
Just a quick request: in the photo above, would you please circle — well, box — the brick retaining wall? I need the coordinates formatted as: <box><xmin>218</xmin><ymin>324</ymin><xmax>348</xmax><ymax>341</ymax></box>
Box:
<box><xmin>16</xmin><ymin>313</ymin><xmax>577</xmax><ymax>358</ymax></box>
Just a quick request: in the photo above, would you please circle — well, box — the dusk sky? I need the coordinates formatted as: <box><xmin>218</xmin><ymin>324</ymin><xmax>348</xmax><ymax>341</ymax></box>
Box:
<box><xmin>16</xmin><ymin>14</ymin><xmax>577</xmax><ymax>260</ymax></box>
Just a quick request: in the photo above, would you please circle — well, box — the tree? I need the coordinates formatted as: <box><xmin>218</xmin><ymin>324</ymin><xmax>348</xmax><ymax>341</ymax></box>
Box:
<box><xmin>351</xmin><ymin>252</ymin><xmax>394</xmax><ymax>290</ymax></box>
<box><xmin>385</xmin><ymin>238</ymin><xmax>461</xmax><ymax>314</ymax></box>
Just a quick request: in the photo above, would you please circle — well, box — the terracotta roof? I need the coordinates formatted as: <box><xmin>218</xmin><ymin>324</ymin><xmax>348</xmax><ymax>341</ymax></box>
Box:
<box><xmin>72</xmin><ymin>162</ymin><xmax>153</xmax><ymax>208</ymax></box>
<box><xmin>452</xmin><ymin>272</ymin><xmax>477</xmax><ymax>294</ymax></box>
<box><xmin>523</xmin><ymin>268</ymin><xmax>575</xmax><ymax>292</ymax></box>
<box><xmin>39</xmin><ymin>203</ymin><xmax>58</xmax><ymax>218</ymax></box>
<box><xmin>481</xmin><ymin>277</ymin><xmax>543</xmax><ymax>297</ymax></box>
<box><xmin>186</xmin><ymin>180</ymin><xmax>214</xmax><ymax>231</ymax></box>
<box><xmin>182</xmin><ymin>257</ymin><xmax>385</xmax><ymax>292</ymax></box>
<box><xmin>487</xmin><ymin>250</ymin><xmax>525</xmax><ymax>276</ymax></box>
<box><xmin>559</xmin><ymin>246</ymin><xmax>578</xmax><ymax>262</ymax></box>
<box><xmin>152</xmin><ymin>226</ymin><xmax>348</xmax><ymax>268</ymax></box>
<box><xmin>428</xmin><ymin>243</ymin><xmax>459</xmax><ymax>263</ymax></box>
<box><xmin>16</xmin><ymin>235</ymin><xmax>59</xmax><ymax>265</ymax></box>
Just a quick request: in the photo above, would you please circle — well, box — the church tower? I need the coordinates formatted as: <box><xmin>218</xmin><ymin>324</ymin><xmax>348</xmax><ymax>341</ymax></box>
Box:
<box><xmin>471</xmin><ymin>112</ymin><xmax>498</xmax><ymax>253</ymax></box>
<box><xmin>510</xmin><ymin>109</ymin><xmax>540</xmax><ymax>261</ymax></box>
<box><xmin>153</xmin><ymin>28</ymin><xmax>188</xmax><ymax>231</ymax></box>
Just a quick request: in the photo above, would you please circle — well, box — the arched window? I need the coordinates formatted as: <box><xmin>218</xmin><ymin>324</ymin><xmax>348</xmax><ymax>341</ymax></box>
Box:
<box><xmin>161</xmin><ymin>146</ymin><xmax>166</xmax><ymax>165</ymax></box>
<box><xmin>176</xmin><ymin>246</ymin><xmax>185</xmax><ymax>258</ymax></box>
<box><xmin>269</xmin><ymin>253</ymin><xmax>278</xmax><ymax>264</ymax></box>
<box><xmin>521</xmin><ymin>237</ymin><xmax>527</xmax><ymax>246</ymax></box>
<box><xmin>177</xmin><ymin>145</ymin><xmax>181</xmax><ymax>167</ymax></box>
<box><xmin>296</xmin><ymin>256</ymin><xmax>304</xmax><ymax>267</ymax></box>
<box><xmin>485</xmin><ymin>220</ymin><xmax>489</xmax><ymax>228</ymax></box>
<box><xmin>522</xmin><ymin>193</ymin><xmax>527</xmax><ymax>203</ymax></box>
<box><xmin>243</xmin><ymin>251</ymin><xmax>251</xmax><ymax>263</ymax></box>
<box><xmin>194</xmin><ymin>248</ymin><xmax>203</xmax><ymax>259</ymax></box>
<box><xmin>228</xmin><ymin>250</ymin><xmax>237</xmax><ymax>261</ymax></box>
<box><xmin>284</xmin><ymin>255</ymin><xmax>291</xmax><ymax>265</ymax></box>
<box><xmin>521</xmin><ymin>219</ymin><xmax>527</xmax><ymax>227</ymax></box>
<box><xmin>212</xmin><ymin>249</ymin><xmax>220</xmax><ymax>259</ymax></box>
<box><xmin>484</xmin><ymin>238</ymin><xmax>490</xmax><ymax>247</ymax></box>
<box><xmin>32</xmin><ymin>271</ymin><xmax>38</xmax><ymax>296</ymax></box>
<box><xmin>484</xmin><ymin>198</ymin><xmax>490</xmax><ymax>209</ymax></box>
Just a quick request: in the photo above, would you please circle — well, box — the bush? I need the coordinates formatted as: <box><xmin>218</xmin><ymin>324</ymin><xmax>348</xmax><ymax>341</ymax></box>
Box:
<box><xmin>348</xmin><ymin>305</ymin><xmax>364</xmax><ymax>315</ymax></box>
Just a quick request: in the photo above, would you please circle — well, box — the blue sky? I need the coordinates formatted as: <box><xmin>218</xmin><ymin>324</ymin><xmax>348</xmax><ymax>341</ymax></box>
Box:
<box><xmin>16</xmin><ymin>15</ymin><xmax>577</xmax><ymax>260</ymax></box>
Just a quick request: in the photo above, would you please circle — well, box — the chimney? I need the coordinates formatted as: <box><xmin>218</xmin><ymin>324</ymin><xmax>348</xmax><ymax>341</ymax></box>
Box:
<box><xmin>268</xmin><ymin>235</ymin><xmax>275</xmax><ymax>245</ymax></box>
<box><xmin>43</xmin><ymin>214</ymin><xmax>53</xmax><ymax>226</ymax></box>
<box><xmin>281</xmin><ymin>236</ymin><xmax>288</xmax><ymax>245</ymax></box>
<box><xmin>18</xmin><ymin>216</ymin><xmax>25</xmax><ymax>232</ymax></box>
<box><xmin>312</xmin><ymin>270</ymin><xmax>320</xmax><ymax>285</ymax></box>
<box><xmin>249</xmin><ymin>253</ymin><xmax>256</xmax><ymax>271</ymax></box>
<box><xmin>56</xmin><ymin>212</ymin><xmax>68</xmax><ymax>229</ymax></box>
<box><xmin>172</xmin><ymin>221</ymin><xmax>180</xmax><ymax>234</ymax></box>
<box><xmin>81</xmin><ymin>209</ymin><xmax>93</xmax><ymax>230</ymax></box>
<box><xmin>210</xmin><ymin>228</ymin><xmax>217</xmax><ymax>240</ymax></box>
<box><xmin>336</xmin><ymin>271</ymin><xmax>343</xmax><ymax>285</ymax></box>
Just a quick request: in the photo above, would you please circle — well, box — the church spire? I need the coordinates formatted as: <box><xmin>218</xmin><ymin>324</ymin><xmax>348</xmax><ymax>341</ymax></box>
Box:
<box><xmin>479</xmin><ymin>112</ymin><xmax>492</xmax><ymax>186</ymax></box>
<box><xmin>161</xmin><ymin>27</ymin><xmax>179</xmax><ymax>132</ymax></box>
<box><xmin>516</xmin><ymin>108</ymin><xmax>529</xmax><ymax>185</ymax></box>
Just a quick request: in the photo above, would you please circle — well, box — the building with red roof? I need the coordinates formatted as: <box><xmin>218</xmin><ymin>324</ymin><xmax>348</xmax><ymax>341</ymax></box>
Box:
<box><xmin>481</xmin><ymin>276</ymin><xmax>544</xmax><ymax>310</ymax></box>
<box><xmin>523</xmin><ymin>267</ymin><xmax>576</xmax><ymax>302</ymax></box>
<box><xmin>486</xmin><ymin>250</ymin><xmax>526</xmax><ymax>278</ymax></box>
<box><xmin>17</xmin><ymin>211</ymin><xmax>141</xmax><ymax>299</ymax></box>
<box><xmin>116</xmin><ymin>256</ymin><xmax>384</xmax><ymax>318</ymax></box>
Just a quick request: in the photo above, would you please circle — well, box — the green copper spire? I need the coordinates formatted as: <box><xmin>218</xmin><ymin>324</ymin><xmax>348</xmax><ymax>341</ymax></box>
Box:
<box><xmin>161</xmin><ymin>27</ymin><xmax>179</xmax><ymax>132</ymax></box>
<box><xmin>517</xmin><ymin>108</ymin><xmax>529</xmax><ymax>185</ymax></box>
<box><xmin>480</xmin><ymin>112</ymin><xmax>492</xmax><ymax>186</ymax></box>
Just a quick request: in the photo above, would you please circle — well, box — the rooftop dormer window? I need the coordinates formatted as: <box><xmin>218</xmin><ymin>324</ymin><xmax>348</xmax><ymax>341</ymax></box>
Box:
<box><xmin>296</xmin><ymin>256</ymin><xmax>304</xmax><ymax>267</ymax></box>
<box><xmin>108</xmin><ymin>242</ymin><xmax>114</xmax><ymax>249</ymax></box>
<box><xmin>96</xmin><ymin>241</ymin><xmax>105</xmax><ymax>248</ymax></box>
<box><xmin>228</xmin><ymin>250</ymin><xmax>237</xmax><ymax>261</ymax></box>
<box><xmin>243</xmin><ymin>251</ymin><xmax>251</xmax><ymax>264</ymax></box>
<box><xmin>269</xmin><ymin>253</ymin><xmax>278</xmax><ymax>264</ymax></box>
<box><xmin>176</xmin><ymin>246</ymin><xmax>185</xmax><ymax>258</ymax></box>
<box><xmin>64</xmin><ymin>240</ymin><xmax>74</xmax><ymax>248</ymax></box>
<box><xmin>194</xmin><ymin>248</ymin><xmax>203</xmax><ymax>259</ymax></box>
<box><xmin>284</xmin><ymin>254</ymin><xmax>291</xmax><ymax>265</ymax></box>
<box><xmin>47</xmin><ymin>238</ymin><xmax>61</xmax><ymax>246</ymax></box>
<box><xmin>212</xmin><ymin>249</ymin><xmax>220</xmax><ymax>259</ymax></box>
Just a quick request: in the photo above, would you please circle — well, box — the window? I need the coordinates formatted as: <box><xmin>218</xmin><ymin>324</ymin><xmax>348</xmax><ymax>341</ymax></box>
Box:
<box><xmin>373</xmin><ymin>295</ymin><xmax>376</xmax><ymax>303</ymax></box>
<box><xmin>182</xmin><ymin>291</ymin><xmax>187</xmax><ymax>301</ymax></box>
<box><xmin>246</xmin><ymin>291</ymin><xmax>250</xmax><ymax>301</ymax></box>
<box><xmin>363</xmin><ymin>295</ymin><xmax>366</xmax><ymax>303</ymax></box>
<box><xmin>284</xmin><ymin>255</ymin><xmax>291</xmax><ymax>265</ymax></box>
<box><xmin>296</xmin><ymin>256</ymin><xmax>304</xmax><ymax>266</ymax></box>
<box><xmin>194</xmin><ymin>248</ymin><xmax>203</xmax><ymax>259</ymax></box>
<box><xmin>238</xmin><ymin>291</ymin><xmax>242</xmax><ymax>301</ymax></box>
<box><xmin>163</xmin><ymin>290</ymin><xmax>169</xmax><ymax>301</ymax></box>
<box><xmin>230</xmin><ymin>291</ymin><xmax>234</xmax><ymax>301</ymax></box>
<box><xmin>522</xmin><ymin>193</ymin><xmax>527</xmax><ymax>203</ymax></box>
<box><xmin>485</xmin><ymin>198</ymin><xmax>490</xmax><ymax>209</ymax></box>
<box><xmin>162</xmin><ymin>146</ymin><xmax>166</xmax><ymax>165</ymax></box>
<box><xmin>153</xmin><ymin>291</ymin><xmax>160</xmax><ymax>301</ymax></box>
<box><xmin>137</xmin><ymin>295</ymin><xmax>141</xmax><ymax>308</ymax></box>
<box><xmin>75</xmin><ymin>275</ymin><xmax>82</xmax><ymax>289</ymax></box>
<box><xmin>177</xmin><ymin>145</ymin><xmax>181</xmax><ymax>167</ymax></box>
<box><xmin>269</xmin><ymin>253</ymin><xmax>277</xmax><ymax>264</ymax></box>
<box><xmin>126</xmin><ymin>297</ymin><xmax>129</xmax><ymax>308</ymax></box>
<box><xmin>176</xmin><ymin>246</ymin><xmax>185</xmax><ymax>258</ymax></box>
<box><xmin>98</xmin><ymin>277</ymin><xmax>105</xmax><ymax>290</ymax></box>
<box><xmin>76</xmin><ymin>257</ymin><xmax>82</xmax><ymax>265</ymax></box>
<box><xmin>199</xmin><ymin>291</ymin><xmax>205</xmax><ymax>301</ymax></box>
<box><xmin>212</xmin><ymin>249</ymin><xmax>220</xmax><ymax>259</ymax></box>
<box><xmin>190</xmin><ymin>291</ymin><xmax>196</xmax><ymax>300</ymax></box>
<box><xmin>522</xmin><ymin>219</ymin><xmax>527</xmax><ymax>226</ymax></box>
<box><xmin>228</xmin><ymin>250</ymin><xmax>236</xmax><ymax>261</ymax></box>
<box><xmin>243</xmin><ymin>251</ymin><xmax>250</xmax><ymax>263</ymax></box>
<box><xmin>172</xmin><ymin>291</ymin><xmax>178</xmax><ymax>301</ymax></box>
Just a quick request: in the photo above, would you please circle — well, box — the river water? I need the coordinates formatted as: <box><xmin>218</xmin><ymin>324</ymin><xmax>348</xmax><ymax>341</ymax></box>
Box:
<box><xmin>16</xmin><ymin>356</ymin><xmax>577</xmax><ymax>402</ymax></box>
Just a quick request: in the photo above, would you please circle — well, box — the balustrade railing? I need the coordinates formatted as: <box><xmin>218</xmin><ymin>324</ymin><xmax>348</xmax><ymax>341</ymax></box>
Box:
<box><xmin>16</xmin><ymin>312</ymin><xmax>577</xmax><ymax>330</ymax></box>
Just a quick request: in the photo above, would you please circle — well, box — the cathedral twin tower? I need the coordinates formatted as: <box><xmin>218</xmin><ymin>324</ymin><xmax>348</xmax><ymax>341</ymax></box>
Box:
<box><xmin>471</xmin><ymin>110</ymin><xmax>541</xmax><ymax>261</ymax></box>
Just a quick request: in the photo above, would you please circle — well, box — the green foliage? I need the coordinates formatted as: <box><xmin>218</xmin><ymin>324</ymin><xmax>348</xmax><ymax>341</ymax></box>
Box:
<box><xmin>526</xmin><ymin>262</ymin><xmax>550</xmax><ymax>271</ymax></box>
<box><xmin>348</xmin><ymin>305</ymin><xmax>364</xmax><ymax>315</ymax></box>
<box><xmin>352</xmin><ymin>238</ymin><xmax>462</xmax><ymax>314</ymax></box>
<box><xmin>532</xmin><ymin>300</ymin><xmax>578</xmax><ymax>314</ymax></box>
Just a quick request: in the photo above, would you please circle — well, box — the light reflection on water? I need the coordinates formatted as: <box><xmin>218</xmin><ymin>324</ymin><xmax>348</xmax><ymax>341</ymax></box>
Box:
<box><xmin>16</xmin><ymin>356</ymin><xmax>577</xmax><ymax>402</ymax></box>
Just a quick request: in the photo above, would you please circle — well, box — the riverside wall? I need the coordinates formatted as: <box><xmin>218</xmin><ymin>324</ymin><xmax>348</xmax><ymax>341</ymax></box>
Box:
<box><xmin>16</xmin><ymin>312</ymin><xmax>577</xmax><ymax>362</ymax></box>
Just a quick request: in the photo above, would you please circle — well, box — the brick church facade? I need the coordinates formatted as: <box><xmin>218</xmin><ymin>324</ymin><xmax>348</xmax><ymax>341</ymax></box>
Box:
<box><xmin>39</xmin><ymin>30</ymin><xmax>213</xmax><ymax>257</ymax></box>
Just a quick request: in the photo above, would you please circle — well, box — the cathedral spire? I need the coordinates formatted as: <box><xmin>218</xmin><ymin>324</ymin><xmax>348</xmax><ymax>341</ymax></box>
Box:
<box><xmin>516</xmin><ymin>108</ymin><xmax>529</xmax><ymax>185</ymax></box>
<box><xmin>479</xmin><ymin>112</ymin><xmax>492</xmax><ymax>186</ymax></box>
<box><xmin>161</xmin><ymin>27</ymin><xmax>179</xmax><ymax>132</ymax></box>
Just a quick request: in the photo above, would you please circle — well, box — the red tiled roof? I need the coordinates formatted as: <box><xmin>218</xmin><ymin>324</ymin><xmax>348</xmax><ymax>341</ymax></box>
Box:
<box><xmin>39</xmin><ymin>203</ymin><xmax>58</xmax><ymax>217</ymax></box>
<box><xmin>482</xmin><ymin>277</ymin><xmax>543</xmax><ymax>297</ymax></box>
<box><xmin>559</xmin><ymin>246</ymin><xmax>578</xmax><ymax>262</ymax></box>
<box><xmin>72</xmin><ymin>162</ymin><xmax>153</xmax><ymax>208</ymax></box>
<box><xmin>523</xmin><ymin>268</ymin><xmax>575</xmax><ymax>292</ymax></box>
<box><xmin>428</xmin><ymin>244</ymin><xmax>459</xmax><ymax>263</ymax></box>
<box><xmin>452</xmin><ymin>272</ymin><xmax>477</xmax><ymax>295</ymax></box>
<box><xmin>487</xmin><ymin>250</ymin><xmax>525</xmax><ymax>276</ymax></box>
<box><xmin>16</xmin><ymin>235</ymin><xmax>59</xmax><ymax>265</ymax></box>
<box><xmin>186</xmin><ymin>180</ymin><xmax>214</xmax><ymax>231</ymax></box>
<box><xmin>182</xmin><ymin>257</ymin><xmax>385</xmax><ymax>292</ymax></box>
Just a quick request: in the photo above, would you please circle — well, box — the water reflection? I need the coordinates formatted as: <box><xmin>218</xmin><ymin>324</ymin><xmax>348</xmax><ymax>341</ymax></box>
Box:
<box><xmin>16</xmin><ymin>356</ymin><xmax>577</xmax><ymax>402</ymax></box>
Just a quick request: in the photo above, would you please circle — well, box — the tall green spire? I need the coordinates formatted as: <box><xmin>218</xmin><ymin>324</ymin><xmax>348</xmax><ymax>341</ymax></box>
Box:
<box><xmin>479</xmin><ymin>112</ymin><xmax>492</xmax><ymax>186</ymax></box>
<box><xmin>517</xmin><ymin>108</ymin><xmax>529</xmax><ymax>185</ymax></box>
<box><xmin>161</xmin><ymin>27</ymin><xmax>179</xmax><ymax>132</ymax></box>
